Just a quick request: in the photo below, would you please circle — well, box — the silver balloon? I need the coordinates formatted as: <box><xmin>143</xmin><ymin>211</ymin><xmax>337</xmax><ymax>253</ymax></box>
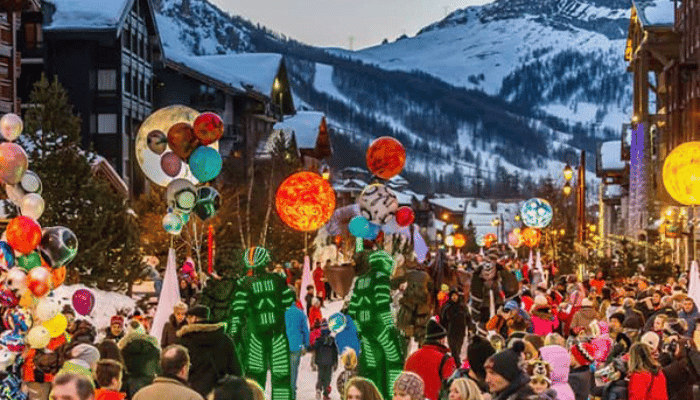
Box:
<box><xmin>38</xmin><ymin>226</ymin><xmax>78</xmax><ymax>267</ymax></box>
<box><xmin>20</xmin><ymin>171</ymin><xmax>41</xmax><ymax>194</ymax></box>
<box><xmin>0</xmin><ymin>113</ymin><xmax>22</xmax><ymax>142</ymax></box>
<box><xmin>19</xmin><ymin>193</ymin><xmax>44</xmax><ymax>220</ymax></box>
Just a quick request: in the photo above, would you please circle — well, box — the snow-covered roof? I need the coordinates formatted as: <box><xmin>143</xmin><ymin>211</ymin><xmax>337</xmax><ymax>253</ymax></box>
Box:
<box><xmin>274</xmin><ymin>111</ymin><xmax>325</xmax><ymax>149</ymax></box>
<box><xmin>599</xmin><ymin>140</ymin><xmax>625</xmax><ymax>171</ymax></box>
<box><xmin>333</xmin><ymin>179</ymin><xmax>367</xmax><ymax>193</ymax></box>
<box><xmin>393</xmin><ymin>190</ymin><xmax>417</xmax><ymax>206</ymax></box>
<box><xmin>428</xmin><ymin>197</ymin><xmax>466</xmax><ymax>212</ymax></box>
<box><xmin>604</xmin><ymin>184</ymin><xmax>623</xmax><ymax>198</ymax></box>
<box><xmin>164</xmin><ymin>50</ymin><xmax>283</xmax><ymax>98</ymax></box>
<box><xmin>44</xmin><ymin>0</ymin><xmax>130</xmax><ymax>31</ymax></box>
<box><xmin>634</xmin><ymin>0</ymin><xmax>675</xmax><ymax>28</ymax></box>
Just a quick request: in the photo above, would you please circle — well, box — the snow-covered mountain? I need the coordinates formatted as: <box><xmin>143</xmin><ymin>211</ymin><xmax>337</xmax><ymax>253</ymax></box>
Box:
<box><xmin>153</xmin><ymin>0</ymin><xmax>632</xmax><ymax>195</ymax></box>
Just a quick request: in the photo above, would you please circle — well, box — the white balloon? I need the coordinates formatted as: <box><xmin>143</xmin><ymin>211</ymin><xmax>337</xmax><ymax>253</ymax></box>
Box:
<box><xmin>0</xmin><ymin>113</ymin><xmax>22</xmax><ymax>142</ymax></box>
<box><xmin>20</xmin><ymin>193</ymin><xmax>44</xmax><ymax>220</ymax></box>
<box><xmin>35</xmin><ymin>297</ymin><xmax>60</xmax><ymax>323</ymax></box>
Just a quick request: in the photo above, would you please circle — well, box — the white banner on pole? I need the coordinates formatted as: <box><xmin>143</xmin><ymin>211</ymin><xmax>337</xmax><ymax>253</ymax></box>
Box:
<box><xmin>150</xmin><ymin>248</ymin><xmax>181</xmax><ymax>342</ymax></box>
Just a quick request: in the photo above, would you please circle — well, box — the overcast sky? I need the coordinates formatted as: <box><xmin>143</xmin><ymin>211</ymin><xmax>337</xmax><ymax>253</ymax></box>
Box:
<box><xmin>209</xmin><ymin>0</ymin><xmax>494</xmax><ymax>50</ymax></box>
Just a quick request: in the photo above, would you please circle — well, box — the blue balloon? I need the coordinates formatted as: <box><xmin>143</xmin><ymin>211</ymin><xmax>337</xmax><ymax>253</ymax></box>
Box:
<box><xmin>0</xmin><ymin>242</ymin><xmax>14</xmax><ymax>272</ymax></box>
<box><xmin>348</xmin><ymin>216</ymin><xmax>370</xmax><ymax>238</ymax></box>
<box><xmin>188</xmin><ymin>146</ymin><xmax>222</xmax><ymax>182</ymax></box>
<box><xmin>520</xmin><ymin>198</ymin><xmax>553</xmax><ymax>229</ymax></box>
<box><xmin>366</xmin><ymin>222</ymin><xmax>381</xmax><ymax>240</ymax></box>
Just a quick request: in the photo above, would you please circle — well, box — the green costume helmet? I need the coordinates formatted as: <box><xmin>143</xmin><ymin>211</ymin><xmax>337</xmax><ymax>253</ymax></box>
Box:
<box><xmin>244</xmin><ymin>246</ymin><xmax>271</xmax><ymax>270</ymax></box>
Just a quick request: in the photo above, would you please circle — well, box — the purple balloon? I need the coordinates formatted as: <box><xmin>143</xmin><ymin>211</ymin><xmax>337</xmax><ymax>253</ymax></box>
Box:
<box><xmin>71</xmin><ymin>289</ymin><xmax>95</xmax><ymax>316</ymax></box>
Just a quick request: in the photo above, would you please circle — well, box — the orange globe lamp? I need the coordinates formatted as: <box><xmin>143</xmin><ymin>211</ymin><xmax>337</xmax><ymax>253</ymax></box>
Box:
<box><xmin>275</xmin><ymin>171</ymin><xmax>336</xmax><ymax>232</ymax></box>
<box><xmin>663</xmin><ymin>141</ymin><xmax>700</xmax><ymax>205</ymax></box>
<box><xmin>366</xmin><ymin>136</ymin><xmax>406</xmax><ymax>180</ymax></box>
<box><xmin>484</xmin><ymin>233</ymin><xmax>497</xmax><ymax>247</ymax></box>
<box><xmin>522</xmin><ymin>228</ymin><xmax>541</xmax><ymax>247</ymax></box>
<box><xmin>453</xmin><ymin>233</ymin><xmax>466</xmax><ymax>248</ymax></box>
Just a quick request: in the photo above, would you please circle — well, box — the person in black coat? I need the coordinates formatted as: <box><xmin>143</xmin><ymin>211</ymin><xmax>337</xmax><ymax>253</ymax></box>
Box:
<box><xmin>440</xmin><ymin>289</ymin><xmax>470</xmax><ymax>366</ymax></box>
<box><xmin>311</xmin><ymin>321</ymin><xmax>338</xmax><ymax>400</ymax></box>
<box><xmin>176</xmin><ymin>305</ymin><xmax>242</xmax><ymax>398</ymax></box>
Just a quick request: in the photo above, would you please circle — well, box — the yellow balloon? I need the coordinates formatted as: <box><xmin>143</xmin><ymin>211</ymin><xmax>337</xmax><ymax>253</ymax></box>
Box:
<box><xmin>663</xmin><ymin>141</ymin><xmax>700</xmax><ymax>205</ymax></box>
<box><xmin>42</xmin><ymin>313</ymin><xmax>68</xmax><ymax>338</ymax></box>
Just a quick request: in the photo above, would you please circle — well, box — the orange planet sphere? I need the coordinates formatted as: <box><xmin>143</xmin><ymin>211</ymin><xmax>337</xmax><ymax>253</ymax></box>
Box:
<box><xmin>6</xmin><ymin>216</ymin><xmax>41</xmax><ymax>255</ymax></box>
<box><xmin>50</xmin><ymin>266</ymin><xmax>66</xmax><ymax>289</ymax></box>
<box><xmin>663</xmin><ymin>141</ymin><xmax>700</xmax><ymax>205</ymax></box>
<box><xmin>521</xmin><ymin>227</ymin><xmax>541</xmax><ymax>247</ymax></box>
<box><xmin>276</xmin><ymin>172</ymin><xmax>336</xmax><ymax>232</ymax></box>
<box><xmin>453</xmin><ymin>233</ymin><xmax>466</xmax><ymax>248</ymax></box>
<box><xmin>167</xmin><ymin>122</ymin><xmax>199</xmax><ymax>160</ymax></box>
<box><xmin>366</xmin><ymin>137</ymin><xmax>406</xmax><ymax>180</ymax></box>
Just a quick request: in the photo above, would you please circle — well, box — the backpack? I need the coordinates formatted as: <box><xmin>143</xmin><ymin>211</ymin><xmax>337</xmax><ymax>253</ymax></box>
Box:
<box><xmin>437</xmin><ymin>353</ymin><xmax>459</xmax><ymax>400</ymax></box>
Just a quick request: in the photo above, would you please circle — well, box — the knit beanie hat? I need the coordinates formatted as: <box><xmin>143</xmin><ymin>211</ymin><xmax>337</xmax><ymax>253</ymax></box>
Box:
<box><xmin>570</xmin><ymin>342</ymin><xmax>596</xmax><ymax>366</ymax></box>
<box><xmin>467</xmin><ymin>335</ymin><xmax>496</xmax><ymax>379</ymax></box>
<box><xmin>504</xmin><ymin>300</ymin><xmax>519</xmax><ymax>312</ymax></box>
<box><xmin>71</xmin><ymin>344</ymin><xmax>101</xmax><ymax>368</ymax></box>
<box><xmin>187</xmin><ymin>305</ymin><xmax>211</xmax><ymax>321</ymax></box>
<box><xmin>426</xmin><ymin>318</ymin><xmax>447</xmax><ymax>341</ymax></box>
<box><xmin>484</xmin><ymin>340</ymin><xmax>526</xmax><ymax>382</ymax></box>
<box><xmin>393</xmin><ymin>371</ymin><xmax>425</xmax><ymax>400</ymax></box>
<box><xmin>110</xmin><ymin>315</ymin><xmax>124</xmax><ymax>326</ymax></box>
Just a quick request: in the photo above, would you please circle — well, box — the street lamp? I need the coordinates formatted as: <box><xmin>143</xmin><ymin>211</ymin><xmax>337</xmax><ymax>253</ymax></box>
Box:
<box><xmin>563</xmin><ymin>164</ymin><xmax>574</xmax><ymax>182</ymax></box>
<box><xmin>563</xmin><ymin>182</ymin><xmax>572</xmax><ymax>197</ymax></box>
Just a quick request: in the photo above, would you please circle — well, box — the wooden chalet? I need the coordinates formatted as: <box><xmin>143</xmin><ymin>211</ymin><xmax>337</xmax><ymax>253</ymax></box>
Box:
<box><xmin>624</xmin><ymin>0</ymin><xmax>680</xmax><ymax>236</ymax></box>
<box><xmin>0</xmin><ymin>0</ymin><xmax>40</xmax><ymax>113</ymax></box>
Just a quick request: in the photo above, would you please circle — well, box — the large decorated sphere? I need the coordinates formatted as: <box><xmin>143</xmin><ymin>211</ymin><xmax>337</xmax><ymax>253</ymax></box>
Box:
<box><xmin>38</xmin><ymin>226</ymin><xmax>78</xmax><ymax>268</ymax></box>
<box><xmin>484</xmin><ymin>233</ymin><xmax>497</xmax><ymax>247</ymax></box>
<box><xmin>188</xmin><ymin>146</ymin><xmax>222</xmax><ymax>182</ymax></box>
<box><xmin>453</xmin><ymin>233</ymin><xmax>466</xmax><ymax>248</ymax></box>
<box><xmin>6</xmin><ymin>216</ymin><xmax>41</xmax><ymax>255</ymax></box>
<box><xmin>521</xmin><ymin>227</ymin><xmax>541</xmax><ymax>247</ymax></box>
<box><xmin>366</xmin><ymin>137</ymin><xmax>406</xmax><ymax>180</ymax></box>
<box><xmin>275</xmin><ymin>172</ymin><xmax>336</xmax><ymax>232</ymax></box>
<box><xmin>193</xmin><ymin>186</ymin><xmax>221</xmax><ymax>221</ymax></box>
<box><xmin>0</xmin><ymin>142</ymin><xmax>28</xmax><ymax>185</ymax></box>
<box><xmin>166</xmin><ymin>179</ymin><xmax>197</xmax><ymax>213</ymax></box>
<box><xmin>357</xmin><ymin>183</ymin><xmax>399</xmax><ymax>225</ymax></box>
<box><xmin>520</xmin><ymin>198</ymin><xmax>553</xmax><ymax>228</ymax></box>
<box><xmin>193</xmin><ymin>112</ymin><xmax>224</xmax><ymax>145</ymax></box>
<box><xmin>167</xmin><ymin>122</ymin><xmax>199</xmax><ymax>160</ymax></box>
<box><xmin>663</xmin><ymin>141</ymin><xmax>700</xmax><ymax>205</ymax></box>
<box><xmin>508</xmin><ymin>230</ymin><xmax>523</xmax><ymax>247</ymax></box>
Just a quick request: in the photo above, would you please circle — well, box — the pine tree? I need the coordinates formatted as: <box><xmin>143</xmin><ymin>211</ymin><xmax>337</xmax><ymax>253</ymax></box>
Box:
<box><xmin>21</xmin><ymin>75</ymin><xmax>142</xmax><ymax>292</ymax></box>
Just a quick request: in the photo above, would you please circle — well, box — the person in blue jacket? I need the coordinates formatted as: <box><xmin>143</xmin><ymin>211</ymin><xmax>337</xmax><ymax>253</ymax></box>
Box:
<box><xmin>335</xmin><ymin>307</ymin><xmax>361</xmax><ymax>359</ymax></box>
<box><xmin>285</xmin><ymin>301</ymin><xmax>310</xmax><ymax>399</ymax></box>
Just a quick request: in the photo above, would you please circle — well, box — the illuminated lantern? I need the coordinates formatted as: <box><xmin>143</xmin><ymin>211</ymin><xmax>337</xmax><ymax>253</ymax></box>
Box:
<box><xmin>508</xmin><ymin>230</ymin><xmax>522</xmax><ymax>247</ymax></box>
<box><xmin>520</xmin><ymin>198</ymin><xmax>553</xmax><ymax>228</ymax></box>
<box><xmin>453</xmin><ymin>233</ymin><xmax>466</xmax><ymax>248</ymax></box>
<box><xmin>275</xmin><ymin>171</ymin><xmax>336</xmax><ymax>232</ymax></box>
<box><xmin>366</xmin><ymin>136</ymin><xmax>406</xmax><ymax>180</ymax></box>
<box><xmin>6</xmin><ymin>216</ymin><xmax>41</xmax><ymax>255</ymax></box>
<box><xmin>484</xmin><ymin>233</ymin><xmax>497</xmax><ymax>247</ymax></box>
<box><xmin>476</xmin><ymin>235</ymin><xmax>485</xmax><ymax>247</ymax></box>
<box><xmin>357</xmin><ymin>184</ymin><xmax>398</xmax><ymax>225</ymax></box>
<box><xmin>395</xmin><ymin>206</ymin><xmax>415</xmax><ymax>227</ymax></box>
<box><xmin>521</xmin><ymin>228</ymin><xmax>541</xmax><ymax>247</ymax></box>
<box><xmin>445</xmin><ymin>235</ymin><xmax>455</xmax><ymax>247</ymax></box>
<box><xmin>663</xmin><ymin>141</ymin><xmax>700</xmax><ymax>205</ymax></box>
<box><xmin>193</xmin><ymin>112</ymin><xmax>224</xmax><ymax>145</ymax></box>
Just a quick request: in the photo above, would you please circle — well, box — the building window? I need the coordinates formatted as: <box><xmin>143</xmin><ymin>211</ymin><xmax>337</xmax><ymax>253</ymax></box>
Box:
<box><xmin>98</xmin><ymin>70</ymin><xmax>117</xmax><ymax>91</ymax></box>
<box><xmin>124</xmin><ymin>71</ymin><xmax>131</xmax><ymax>93</ymax></box>
<box><xmin>23</xmin><ymin>23</ymin><xmax>42</xmax><ymax>51</ymax></box>
<box><xmin>97</xmin><ymin>114</ymin><xmax>117</xmax><ymax>134</ymax></box>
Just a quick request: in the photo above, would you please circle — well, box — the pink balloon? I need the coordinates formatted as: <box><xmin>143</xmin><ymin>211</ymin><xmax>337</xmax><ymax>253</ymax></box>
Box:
<box><xmin>0</xmin><ymin>143</ymin><xmax>28</xmax><ymax>185</ymax></box>
<box><xmin>71</xmin><ymin>289</ymin><xmax>95</xmax><ymax>316</ymax></box>
<box><xmin>160</xmin><ymin>152</ymin><xmax>182</xmax><ymax>177</ymax></box>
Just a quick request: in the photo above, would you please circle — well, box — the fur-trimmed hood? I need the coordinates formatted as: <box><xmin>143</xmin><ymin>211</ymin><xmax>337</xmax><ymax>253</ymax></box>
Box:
<box><xmin>119</xmin><ymin>331</ymin><xmax>160</xmax><ymax>351</ymax></box>
<box><xmin>176</xmin><ymin>322</ymin><xmax>225</xmax><ymax>338</ymax></box>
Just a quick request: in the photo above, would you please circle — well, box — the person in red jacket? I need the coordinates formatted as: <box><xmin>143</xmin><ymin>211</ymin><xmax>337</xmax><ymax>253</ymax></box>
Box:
<box><xmin>627</xmin><ymin>342</ymin><xmax>668</xmax><ymax>400</ymax></box>
<box><xmin>404</xmin><ymin>318</ymin><xmax>456</xmax><ymax>400</ymax></box>
<box><xmin>94</xmin><ymin>359</ymin><xmax>126</xmax><ymax>400</ymax></box>
<box><xmin>308</xmin><ymin>297</ymin><xmax>323</xmax><ymax>328</ymax></box>
<box><xmin>313</xmin><ymin>262</ymin><xmax>326</xmax><ymax>306</ymax></box>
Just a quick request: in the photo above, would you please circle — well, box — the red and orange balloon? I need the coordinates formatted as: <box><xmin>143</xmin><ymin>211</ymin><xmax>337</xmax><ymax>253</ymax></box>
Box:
<box><xmin>6</xmin><ymin>216</ymin><xmax>41</xmax><ymax>255</ymax></box>
<box><xmin>366</xmin><ymin>137</ymin><xmax>406</xmax><ymax>180</ymax></box>
<box><xmin>275</xmin><ymin>172</ymin><xmax>336</xmax><ymax>232</ymax></box>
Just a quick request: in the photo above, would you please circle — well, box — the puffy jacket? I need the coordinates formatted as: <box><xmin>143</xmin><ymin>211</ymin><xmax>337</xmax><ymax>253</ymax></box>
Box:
<box><xmin>405</xmin><ymin>342</ymin><xmax>456</xmax><ymax>400</ymax></box>
<box><xmin>94</xmin><ymin>388</ymin><xmax>126</xmax><ymax>400</ymax></box>
<box><xmin>530</xmin><ymin>309</ymin><xmax>559</xmax><ymax>336</ymax></box>
<box><xmin>570</xmin><ymin>306</ymin><xmax>600</xmax><ymax>335</ymax></box>
<box><xmin>335</xmin><ymin>314</ymin><xmax>361</xmax><ymax>356</ymax></box>
<box><xmin>628</xmin><ymin>370</ymin><xmax>668</xmax><ymax>400</ymax></box>
<box><xmin>161</xmin><ymin>314</ymin><xmax>187</xmax><ymax>348</ymax></box>
<box><xmin>119</xmin><ymin>332</ymin><xmax>161</xmax><ymax>399</ymax></box>
<box><xmin>285</xmin><ymin>304</ymin><xmax>309</xmax><ymax>352</ymax></box>
<box><xmin>539</xmin><ymin>345</ymin><xmax>575</xmax><ymax>400</ymax></box>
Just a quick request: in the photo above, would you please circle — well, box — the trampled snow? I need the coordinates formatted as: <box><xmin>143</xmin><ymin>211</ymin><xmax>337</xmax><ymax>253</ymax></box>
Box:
<box><xmin>44</xmin><ymin>0</ymin><xmax>129</xmax><ymax>31</ymax></box>
<box><xmin>52</xmin><ymin>284</ymin><xmax>136</xmax><ymax>332</ymax></box>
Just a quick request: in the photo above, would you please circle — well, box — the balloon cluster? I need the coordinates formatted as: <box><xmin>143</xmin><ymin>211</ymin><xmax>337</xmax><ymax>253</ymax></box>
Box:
<box><xmin>349</xmin><ymin>137</ymin><xmax>413</xmax><ymax>240</ymax></box>
<box><xmin>135</xmin><ymin>106</ymin><xmax>224</xmax><ymax>235</ymax></box>
<box><xmin>0</xmin><ymin>113</ymin><xmax>83</xmax><ymax>373</ymax></box>
<box><xmin>508</xmin><ymin>228</ymin><xmax>523</xmax><ymax>247</ymax></box>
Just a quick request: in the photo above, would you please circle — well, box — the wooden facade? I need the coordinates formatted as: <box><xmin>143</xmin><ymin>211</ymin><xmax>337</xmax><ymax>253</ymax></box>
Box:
<box><xmin>0</xmin><ymin>0</ymin><xmax>39</xmax><ymax>113</ymax></box>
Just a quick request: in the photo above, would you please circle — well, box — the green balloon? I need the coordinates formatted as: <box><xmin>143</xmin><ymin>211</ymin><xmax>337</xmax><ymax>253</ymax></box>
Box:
<box><xmin>17</xmin><ymin>252</ymin><xmax>42</xmax><ymax>271</ymax></box>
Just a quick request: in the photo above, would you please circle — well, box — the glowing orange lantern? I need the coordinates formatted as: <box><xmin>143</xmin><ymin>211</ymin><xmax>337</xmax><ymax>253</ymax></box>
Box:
<box><xmin>275</xmin><ymin>171</ymin><xmax>336</xmax><ymax>232</ymax></box>
<box><xmin>453</xmin><ymin>233</ymin><xmax>466</xmax><ymax>248</ymax></box>
<box><xmin>521</xmin><ymin>228</ymin><xmax>541</xmax><ymax>247</ymax></box>
<box><xmin>663</xmin><ymin>141</ymin><xmax>700</xmax><ymax>205</ymax></box>
<box><xmin>484</xmin><ymin>233</ymin><xmax>497</xmax><ymax>247</ymax></box>
<box><xmin>366</xmin><ymin>137</ymin><xmax>406</xmax><ymax>180</ymax></box>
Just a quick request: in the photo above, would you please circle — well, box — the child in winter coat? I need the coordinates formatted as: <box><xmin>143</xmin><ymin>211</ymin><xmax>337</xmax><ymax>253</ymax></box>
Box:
<box><xmin>525</xmin><ymin>359</ymin><xmax>558</xmax><ymax>400</ymax></box>
<box><xmin>94</xmin><ymin>360</ymin><xmax>126</xmax><ymax>400</ymax></box>
<box><xmin>308</xmin><ymin>297</ymin><xmax>323</xmax><ymax>328</ymax></box>
<box><xmin>336</xmin><ymin>348</ymin><xmax>358</xmax><ymax>395</ymax></box>
<box><xmin>310</xmin><ymin>320</ymin><xmax>323</xmax><ymax>347</ymax></box>
<box><xmin>312</xmin><ymin>321</ymin><xmax>338</xmax><ymax>400</ymax></box>
<box><xmin>530</xmin><ymin>295</ymin><xmax>559</xmax><ymax>336</ymax></box>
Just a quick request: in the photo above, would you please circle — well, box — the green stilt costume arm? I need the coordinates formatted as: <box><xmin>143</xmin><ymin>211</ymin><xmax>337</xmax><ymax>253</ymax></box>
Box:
<box><xmin>230</xmin><ymin>277</ymin><xmax>249</xmax><ymax>337</ymax></box>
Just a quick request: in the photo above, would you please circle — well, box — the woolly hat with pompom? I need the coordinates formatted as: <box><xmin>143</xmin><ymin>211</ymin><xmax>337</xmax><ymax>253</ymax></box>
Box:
<box><xmin>484</xmin><ymin>340</ymin><xmax>527</xmax><ymax>382</ymax></box>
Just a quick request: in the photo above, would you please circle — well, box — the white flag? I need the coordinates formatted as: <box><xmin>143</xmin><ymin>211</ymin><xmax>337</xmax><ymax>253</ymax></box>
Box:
<box><xmin>150</xmin><ymin>248</ymin><xmax>181</xmax><ymax>342</ymax></box>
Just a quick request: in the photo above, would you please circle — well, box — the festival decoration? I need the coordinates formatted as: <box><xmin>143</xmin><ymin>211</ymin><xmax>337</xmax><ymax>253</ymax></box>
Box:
<box><xmin>25</xmin><ymin>326</ymin><xmax>50</xmax><ymax>349</ymax></box>
<box><xmin>445</xmin><ymin>235</ymin><xmax>455</xmax><ymax>247</ymax></box>
<box><xmin>72</xmin><ymin>289</ymin><xmax>95</xmax><ymax>316</ymax></box>
<box><xmin>508</xmin><ymin>230</ymin><xmax>523</xmax><ymax>247</ymax></box>
<box><xmin>476</xmin><ymin>235</ymin><xmax>485</xmax><ymax>247</ymax></box>
<box><xmin>0</xmin><ymin>242</ymin><xmax>14</xmax><ymax>272</ymax></box>
<box><xmin>328</xmin><ymin>312</ymin><xmax>347</xmax><ymax>333</ymax></box>
<box><xmin>188</xmin><ymin>146</ymin><xmax>222</xmax><ymax>182</ymax></box>
<box><xmin>347</xmin><ymin>251</ymin><xmax>404</xmax><ymax>399</ymax></box>
<box><xmin>16</xmin><ymin>252</ymin><xmax>41</xmax><ymax>271</ymax></box>
<box><xmin>194</xmin><ymin>187</ymin><xmax>220</xmax><ymax>221</ymax></box>
<box><xmin>6</xmin><ymin>216</ymin><xmax>41</xmax><ymax>255</ymax></box>
<box><xmin>38</xmin><ymin>226</ymin><xmax>78</xmax><ymax>268</ymax></box>
<box><xmin>166</xmin><ymin>179</ymin><xmax>197</xmax><ymax>213</ymax></box>
<box><xmin>0</xmin><ymin>288</ymin><xmax>18</xmax><ymax>308</ymax></box>
<box><xmin>3</xmin><ymin>308</ymin><xmax>31</xmax><ymax>334</ymax></box>
<box><xmin>147</xmin><ymin>130</ymin><xmax>168</xmax><ymax>155</ymax></box>
<box><xmin>19</xmin><ymin>193</ymin><xmax>44</xmax><ymax>220</ymax></box>
<box><xmin>193</xmin><ymin>112</ymin><xmax>224</xmax><ymax>145</ymax></box>
<box><xmin>162</xmin><ymin>213</ymin><xmax>184</xmax><ymax>235</ymax></box>
<box><xmin>484</xmin><ymin>233</ymin><xmax>497</xmax><ymax>247</ymax></box>
<box><xmin>521</xmin><ymin>227</ymin><xmax>542</xmax><ymax>247</ymax></box>
<box><xmin>42</xmin><ymin>313</ymin><xmax>67</xmax><ymax>338</ymax></box>
<box><xmin>20</xmin><ymin>171</ymin><xmax>41</xmax><ymax>194</ymax></box>
<box><xmin>663</xmin><ymin>141</ymin><xmax>700</xmax><ymax>205</ymax></box>
<box><xmin>160</xmin><ymin>152</ymin><xmax>182</xmax><ymax>177</ymax></box>
<box><xmin>395</xmin><ymin>206</ymin><xmax>415</xmax><ymax>227</ymax></box>
<box><xmin>357</xmin><ymin>183</ymin><xmax>398</xmax><ymax>225</ymax></box>
<box><xmin>50</xmin><ymin>266</ymin><xmax>66</xmax><ymax>288</ymax></box>
<box><xmin>275</xmin><ymin>171</ymin><xmax>336</xmax><ymax>232</ymax></box>
<box><xmin>453</xmin><ymin>233</ymin><xmax>466</xmax><ymax>248</ymax></box>
<box><xmin>520</xmin><ymin>198</ymin><xmax>553</xmax><ymax>229</ymax></box>
<box><xmin>366</xmin><ymin>136</ymin><xmax>406</xmax><ymax>180</ymax></box>
<box><xmin>0</xmin><ymin>113</ymin><xmax>22</xmax><ymax>142</ymax></box>
<box><xmin>26</xmin><ymin>267</ymin><xmax>50</xmax><ymax>297</ymax></box>
<box><xmin>348</xmin><ymin>216</ymin><xmax>371</xmax><ymax>238</ymax></box>
<box><xmin>35</xmin><ymin>298</ymin><xmax>60</xmax><ymax>322</ymax></box>
<box><xmin>229</xmin><ymin>247</ymin><xmax>295</xmax><ymax>399</ymax></box>
<box><xmin>4</xmin><ymin>268</ymin><xmax>26</xmax><ymax>296</ymax></box>
<box><xmin>167</xmin><ymin>122</ymin><xmax>199</xmax><ymax>160</ymax></box>
<box><xmin>366</xmin><ymin>222</ymin><xmax>382</xmax><ymax>240</ymax></box>
<box><xmin>0</xmin><ymin>143</ymin><xmax>28</xmax><ymax>185</ymax></box>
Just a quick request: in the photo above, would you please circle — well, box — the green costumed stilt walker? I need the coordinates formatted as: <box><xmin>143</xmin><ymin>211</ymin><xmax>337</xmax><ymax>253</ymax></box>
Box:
<box><xmin>230</xmin><ymin>247</ymin><xmax>295</xmax><ymax>400</ymax></box>
<box><xmin>347</xmin><ymin>250</ymin><xmax>405</xmax><ymax>399</ymax></box>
